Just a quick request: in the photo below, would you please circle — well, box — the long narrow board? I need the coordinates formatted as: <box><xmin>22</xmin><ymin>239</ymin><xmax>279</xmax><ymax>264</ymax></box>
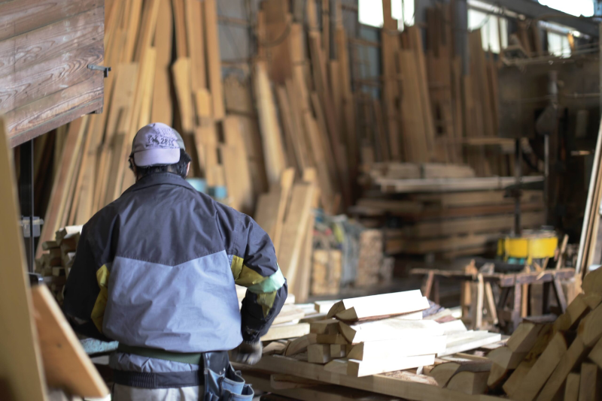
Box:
<box><xmin>31</xmin><ymin>285</ymin><xmax>109</xmax><ymax>398</ymax></box>
<box><xmin>0</xmin><ymin>117</ymin><xmax>47</xmax><ymax>401</ymax></box>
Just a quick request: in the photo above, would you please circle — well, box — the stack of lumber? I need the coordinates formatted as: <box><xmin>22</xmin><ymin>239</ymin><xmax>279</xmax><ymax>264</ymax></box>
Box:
<box><xmin>35</xmin><ymin>0</ymin><xmax>512</xmax><ymax>244</ymax></box>
<box><xmin>355</xmin><ymin>189</ymin><xmax>546</xmax><ymax>259</ymax></box>
<box><xmin>482</xmin><ymin>267</ymin><xmax>602</xmax><ymax>400</ymax></box>
<box><xmin>35</xmin><ymin>226</ymin><xmax>83</xmax><ymax>304</ymax></box>
<box><xmin>236</xmin><ymin>291</ymin><xmax>504</xmax><ymax>400</ymax></box>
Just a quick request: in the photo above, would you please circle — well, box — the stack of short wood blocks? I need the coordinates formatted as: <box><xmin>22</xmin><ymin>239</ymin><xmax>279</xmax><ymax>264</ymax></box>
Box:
<box><xmin>482</xmin><ymin>268</ymin><xmax>602</xmax><ymax>400</ymax></box>
<box><xmin>35</xmin><ymin>226</ymin><xmax>82</xmax><ymax>304</ymax></box>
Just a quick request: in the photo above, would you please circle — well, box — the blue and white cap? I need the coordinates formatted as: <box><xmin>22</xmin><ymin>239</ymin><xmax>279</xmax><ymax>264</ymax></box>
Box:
<box><xmin>131</xmin><ymin>123</ymin><xmax>186</xmax><ymax>167</ymax></box>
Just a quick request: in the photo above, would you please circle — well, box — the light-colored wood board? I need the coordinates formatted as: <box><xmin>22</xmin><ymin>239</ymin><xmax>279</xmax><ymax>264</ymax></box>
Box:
<box><xmin>0</xmin><ymin>117</ymin><xmax>47</xmax><ymax>400</ymax></box>
<box><xmin>203</xmin><ymin>0</ymin><xmax>224</xmax><ymax>120</ymax></box>
<box><xmin>262</xmin><ymin>323</ymin><xmax>310</xmax><ymax>342</ymax></box>
<box><xmin>327</xmin><ymin>290</ymin><xmax>428</xmax><ymax>321</ymax></box>
<box><xmin>339</xmin><ymin>318</ymin><xmax>443</xmax><ymax>344</ymax></box>
<box><xmin>348</xmin><ymin>354</ymin><xmax>436</xmax><ymax>377</ymax></box>
<box><xmin>32</xmin><ymin>286</ymin><xmax>108</xmax><ymax>397</ymax></box>
<box><xmin>348</xmin><ymin>336</ymin><xmax>446</xmax><ymax>361</ymax></box>
<box><xmin>439</xmin><ymin>331</ymin><xmax>502</xmax><ymax>356</ymax></box>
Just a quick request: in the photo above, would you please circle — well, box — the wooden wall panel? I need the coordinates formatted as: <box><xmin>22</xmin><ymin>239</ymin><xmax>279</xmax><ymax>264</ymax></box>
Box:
<box><xmin>0</xmin><ymin>0</ymin><xmax>104</xmax><ymax>147</ymax></box>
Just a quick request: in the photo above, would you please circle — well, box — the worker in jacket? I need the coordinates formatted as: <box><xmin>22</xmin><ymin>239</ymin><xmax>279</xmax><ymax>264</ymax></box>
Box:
<box><xmin>63</xmin><ymin>122</ymin><xmax>288</xmax><ymax>400</ymax></box>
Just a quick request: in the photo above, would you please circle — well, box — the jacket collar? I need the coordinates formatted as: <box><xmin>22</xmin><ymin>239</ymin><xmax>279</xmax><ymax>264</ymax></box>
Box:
<box><xmin>123</xmin><ymin>172</ymin><xmax>196</xmax><ymax>194</ymax></box>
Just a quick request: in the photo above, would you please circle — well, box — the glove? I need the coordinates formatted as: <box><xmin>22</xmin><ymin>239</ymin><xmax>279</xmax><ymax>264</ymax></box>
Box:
<box><xmin>231</xmin><ymin>341</ymin><xmax>263</xmax><ymax>365</ymax></box>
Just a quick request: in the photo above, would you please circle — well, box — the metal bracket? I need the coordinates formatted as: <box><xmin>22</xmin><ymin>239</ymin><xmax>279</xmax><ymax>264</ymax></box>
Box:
<box><xmin>20</xmin><ymin>217</ymin><xmax>43</xmax><ymax>238</ymax></box>
<box><xmin>88</xmin><ymin>64</ymin><xmax>112</xmax><ymax>78</ymax></box>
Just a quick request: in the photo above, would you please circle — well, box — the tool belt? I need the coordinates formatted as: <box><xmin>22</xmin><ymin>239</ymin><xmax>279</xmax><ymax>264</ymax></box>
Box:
<box><xmin>114</xmin><ymin>344</ymin><xmax>253</xmax><ymax>400</ymax></box>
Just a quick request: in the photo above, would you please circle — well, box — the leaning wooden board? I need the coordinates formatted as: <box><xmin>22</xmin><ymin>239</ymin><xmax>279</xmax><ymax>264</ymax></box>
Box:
<box><xmin>241</xmin><ymin>355</ymin><xmax>504</xmax><ymax>401</ymax></box>
<box><xmin>0</xmin><ymin>117</ymin><xmax>47</xmax><ymax>400</ymax></box>
<box><xmin>31</xmin><ymin>285</ymin><xmax>109</xmax><ymax>398</ymax></box>
<box><xmin>0</xmin><ymin>0</ymin><xmax>105</xmax><ymax>146</ymax></box>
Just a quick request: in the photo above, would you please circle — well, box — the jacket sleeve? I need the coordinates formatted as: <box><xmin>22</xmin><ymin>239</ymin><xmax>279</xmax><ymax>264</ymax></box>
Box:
<box><xmin>62</xmin><ymin>219</ymin><xmax>114</xmax><ymax>342</ymax></box>
<box><xmin>216</xmin><ymin>203</ymin><xmax>288</xmax><ymax>342</ymax></box>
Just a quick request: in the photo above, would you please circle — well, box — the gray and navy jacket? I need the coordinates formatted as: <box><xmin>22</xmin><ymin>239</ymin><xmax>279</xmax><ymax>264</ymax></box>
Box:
<box><xmin>63</xmin><ymin>172</ymin><xmax>287</xmax><ymax>375</ymax></box>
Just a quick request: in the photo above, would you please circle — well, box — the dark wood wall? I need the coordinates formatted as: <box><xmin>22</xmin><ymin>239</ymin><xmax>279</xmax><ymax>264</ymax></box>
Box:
<box><xmin>0</xmin><ymin>0</ymin><xmax>105</xmax><ymax>147</ymax></box>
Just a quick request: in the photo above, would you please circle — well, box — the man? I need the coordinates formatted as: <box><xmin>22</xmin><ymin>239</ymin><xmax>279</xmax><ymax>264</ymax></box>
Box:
<box><xmin>63</xmin><ymin>123</ymin><xmax>287</xmax><ymax>400</ymax></box>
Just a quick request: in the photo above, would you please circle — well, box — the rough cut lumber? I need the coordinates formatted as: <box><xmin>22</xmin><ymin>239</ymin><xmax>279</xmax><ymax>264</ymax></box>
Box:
<box><xmin>327</xmin><ymin>290</ymin><xmax>429</xmax><ymax>321</ymax></box>
<box><xmin>339</xmin><ymin>318</ymin><xmax>444</xmax><ymax>344</ymax></box>
<box><xmin>582</xmin><ymin>267</ymin><xmax>602</xmax><ymax>296</ymax></box>
<box><xmin>486</xmin><ymin>346</ymin><xmax>525</xmax><ymax>370</ymax></box>
<box><xmin>588</xmin><ymin>336</ymin><xmax>602</xmax><ymax>368</ymax></box>
<box><xmin>508</xmin><ymin>322</ymin><xmax>546</xmax><ymax>353</ymax></box>
<box><xmin>512</xmin><ymin>331</ymin><xmax>567</xmax><ymax>401</ymax></box>
<box><xmin>554</xmin><ymin>294</ymin><xmax>593</xmax><ymax>332</ymax></box>
<box><xmin>310</xmin><ymin>319</ymin><xmax>340</xmax><ymax>335</ymax></box>
<box><xmin>486</xmin><ymin>363</ymin><xmax>509</xmax><ymax>389</ymax></box>
<box><xmin>285</xmin><ymin>335</ymin><xmax>310</xmax><ymax>357</ymax></box>
<box><xmin>308</xmin><ymin>344</ymin><xmax>332</xmax><ymax>364</ymax></box>
<box><xmin>347</xmin><ymin>337</ymin><xmax>446</xmax><ymax>361</ymax></box>
<box><xmin>446</xmin><ymin>371</ymin><xmax>489</xmax><ymax>395</ymax></box>
<box><xmin>315</xmin><ymin>300</ymin><xmax>340</xmax><ymax>314</ymax></box>
<box><xmin>330</xmin><ymin>344</ymin><xmax>350</xmax><ymax>358</ymax></box>
<box><xmin>269</xmin><ymin>373</ymin><xmax>322</xmax><ymax>390</ymax></box>
<box><xmin>578</xmin><ymin>303</ymin><xmax>602</xmax><ymax>347</ymax></box>
<box><xmin>32</xmin><ymin>285</ymin><xmax>108</xmax><ymax>397</ymax></box>
<box><xmin>579</xmin><ymin>363</ymin><xmax>599</xmax><ymax>401</ymax></box>
<box><xmin>428</xmin><ymin>355</ymin><xmax>492</xmax><ymax>387</ymax></box>
<box><xmin>347</xmin><ymin>354</ymin><xmax>436</xmax><ymax>377</ymax></box>
<box><xmin>565</xmin><ymin>372</ymin><xmax>580</xmax><ymax>401</ymax></box>
<box><xmin>0</xmin><ymin>117</ymin><xmax>47</xmax><ymax>400</ymax></box>
<box><xmin>262</xmin><ymin>323</ymin><xmax>310</xmax><ymax>342</ymax></box>
<box><xmin>273</xmin><ymin>305</ymin><xmax>306</xmax><ymax>326</ymax></box>
<box><xmin>536</xmin><ymin>336</ymin><xmax>589</xmax><ymax>401</ymax></box>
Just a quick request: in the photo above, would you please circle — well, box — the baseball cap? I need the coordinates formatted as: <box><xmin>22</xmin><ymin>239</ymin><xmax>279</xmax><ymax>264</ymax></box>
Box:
<box><xmin>131</xmin><ymin>123</ymin><xmax>186</xmax><ymax>167</ymax></box>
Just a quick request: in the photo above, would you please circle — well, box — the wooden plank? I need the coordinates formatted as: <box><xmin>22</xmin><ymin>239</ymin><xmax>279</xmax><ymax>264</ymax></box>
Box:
<box><xmin>339</xmin><ymin>318</ymin><xmax>444</xmax><ymax>344</ymax></box>
<box><xmin>327</xmin><ymin>290</ymin><xmax>429</xmax><ymax>322</ymax></box>
<box><xmin>203</xmin><ymin>0</ymin><xmax>225</xmax><ymax>120</ymax></box>
<box><xmin>536</xmin><ymin>336</ymin><xmax>590</xmax><ymax>401</ymax></box>
<box><xmin>285</xmin><ymin>335</ymin><xmax>310</xmax><ymax>357</ymax></box>
<box><xmin>262</xmin><ymin>323</ymin><xmax>310</xmax><ymax>342</ymax></box>
<box><xmin>348</xmin><ymin>355</ymin><xmax>436</xmax><ymax>378</ymax></box>
<box><xmin>171</xmin><ymin>0</ymin><xmax>187</xmax><ymax>58</ymax></box>
<box><xmin>244</xmin><ymin>370</ymin><xmax>397</xmax><ymax>401</ymax></box>
<box><xmin>254</xmin><ymin>61</ymin><xmax>287</xmax><ymax>186</ymax></box>
<box><xmin>439</xmin><ymin>331</ymin><xmax>502</xmax><ymax>356</ymax></box>
<box><xmin>588</xmin><ymin>336</ymin><xmax>602</xmax><ymax>369</ymax></box>
<box><xmin>245</xmin><ymin>355</ymin><xmax>500</xmax><ymax>401</ymax></box>
<box><xmin>578</xmin><ymin>302</ymin><xmax>602</xmax><ymax>347</ymax></box>
<box><xmin>254</xmin><ymin>168</ymin><xmax>295</xmax><ymax>254</ymax></box>
<box><xmin>348</xmin><ymin>336</ymin><xmax>446</xmax><ymax>361</ymax></box>
<box><xmin>278</xmin><ymin>183</ymin><xmax>315</xmax><ymax>286</ymax></box>
<box><xmin>172</xmin><ymin>57</ymin><xmax>194</xmax><ymax>133</ymax></box>
<box><xmin>185</xmin><ymin>0</ymin><xmax>206</xmax><ymax>91</ymax></box>
<box><xmin>221</xmin><ymin>116</ymin><xmax>254</xmax><ymax>214</ymax></box>
<box><xmin>486</xmin><ymin>346</ymin><xmax>525</xmax><ymax>370</ymax></box>
<box><xmin>151</xmin><ymin>0</ymin><xmax>173</xmax><ymax>125</ymax></box>
<box><xmin>0</xmin><ymin>117</ymin><xmax>47</xmax><ymax>401</ymax></box>
<box><xmin>512</xmin><ymin>331</ymin><xmax>567</xmax><ymax>401</ymax></box>
<box><xmin>37</xmin><ymin>117</ymin><xmax>87</xmax><ymax>257</ymax></box>
<box><xmin>579</xmin><ymin>363</ymin><xmax>599</xmax><ymax>401</ymax></box>
<box><xmin>428</xmin><ymin>356</ymin><xmax>492</xmax><ymax>387</ymax></box>
<box><xmin>308</xmin><ymin>344</ymin><xmax>332</xmax><ymax>364</ymax></box>
<box><xmin>565</xmin><ymin>372</ymin><xmax>581</xmax><ymax>401</ymax></box>
<box><xmin>31</xmin><ymin>285</ymin><xmax>108</xmax><ymax>397</ymax></box>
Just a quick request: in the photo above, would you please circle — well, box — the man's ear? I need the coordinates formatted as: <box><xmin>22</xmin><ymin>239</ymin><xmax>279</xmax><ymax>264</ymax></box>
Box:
<box><xmin>186</xmin><ymin>162</ymin><xmax>191</xmax><ymax>177</ymax></box>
